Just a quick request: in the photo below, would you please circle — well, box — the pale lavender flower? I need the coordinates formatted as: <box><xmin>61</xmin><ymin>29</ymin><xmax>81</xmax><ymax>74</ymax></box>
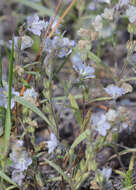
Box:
<box><xmin>92</xmin><ymin>15</ymin><xmax>103</xmax><ymax>32</ymax></box>
<box><xmin>105</xmin><ymin>109</ymin><xmax>117</xmax><ymax>122</ymax></box>
<box><xmin>16</xmin><ymin>140</ymin><xmax>24</xmax><ymax>147</ymax></box>
<box><xmin>10</xmin><ymin>140</ymin><xmax>32</xmax><ymax>172</ymax></box>
<box><xmin>99</xmin><ymin>167</ymin><xmax>112</xmax><ymax>180</ymax></box>
<box><xmin>126</xmin><ymin>5</ymin><xmax>136</xmax><ymax>23</ymax></box>
<box><xmin>27</xmin><ymin>14</ymin><xmax>47</xmax><ymax>36</ymax></box>
<box><xmin>118</xmin><ymin>0</ymin><xmax>130</xmax><ymax>7</ymax></box>
<box><xmin>30</xmin><ymin>0</ymin><xmax>40</xmax><ymax>2</ymax></box>
<box><xmin>104</xmin><ymin>84</ymin><xmax>126</xmax><ymax>99</ymax></box>
<box><xmin>10</xmin><ymin>150</ymin><xmax>32</xmax><ymax>171</ymax></box>
<box><xmin>102</xmin><ymin>8</ymin><xmax>114</xmax><ymax>20</ymax></box>
<box><xmin>46</xmin><ymin>133</ymin><xmax>58</xmax><ymax>154</ymax></box>
<box><xmin>23</xmin><ymin>88</ymin><xmax>38</xmax><ymax>99</ymax></box>
<box><xmin>120</xmin><ymin>122</ymin><xmax>129</xmax><ymax>132</ymax></box>
<box><xmin>9</xmin><ymin>36</ymin><xmax>33</xmax><ymax>50</ymax></box>
<box><xmin>71</xmin><ymin>53</ymin><xmax>82</xmax><ymax>65</ymax></box>
<box><xmin>88</xmin><ymin>2</ymin><xmax>96</xmax><ymax>11</ymax></box>
<box><xmin>44</xmin><ymin>36</ymin><xmax>75</xmax><ymax>58</ymax></box>
<box><xmin>99</xmin><ymin>24</ymin><xmax>115</xmax><ymax>39</ymax></box>
<box><xmin>0</xmin><ymin>84</ymin><xmax>19</xmax><ymax>109</ymax></box>
<box><xmin>73</xmin><ymin>62</ymin><xmax>95</xmax><ymax>79</ymax></box>
<box><xmin>12</xmin><ymin>170</ymin><xmax>24</xmax><ymax>186</ymax></box>
<box><xmin>91</xmin><ymin>112</ymin><xmax>111</xmax><ymax>136</ymax></box>
<box><xmin>51</xmin><ymin>18</ymin><xmax>60</xmax><ymax>34</ymax></box>
<box><xmin>98</xmin><ymin>0</ymin><xmax>111</xmax><ymax>4</ymax></box>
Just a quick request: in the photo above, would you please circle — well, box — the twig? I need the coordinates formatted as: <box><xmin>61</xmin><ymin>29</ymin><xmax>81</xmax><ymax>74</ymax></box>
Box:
<box><xmin>20</xmin><ymin>0</ymin><xmax>78</xmax><ymax>96</ymax></box>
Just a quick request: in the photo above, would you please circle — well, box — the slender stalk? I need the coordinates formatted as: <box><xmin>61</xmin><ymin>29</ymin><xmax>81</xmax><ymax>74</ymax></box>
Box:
<box><xmin>20</xmin><ymin>0</ymin><xmax>64</xmax><ymax>96</ymax></box>
<box><xmin>48</xmin><ymin>59</ymin><xmax>59</xmax><ymax>137</ymax></box>
<box><xmin>49</xmin><ymin>0</ymin><xmax>78</xmax><ymax>38</ymax></box>
<box><xmin>0</xmin><ymin>50</ymin><xmax>3</xmax><ymax>87</ymax></box>
<box><xmin>20</xmin><ymin>0</ymin><xmax>78</xmax><ymax>96</ymax></box>
<box><xmin>3</xmin><ymin>38</ymin><xmax>14</xmax><ymax>156</ymax></box>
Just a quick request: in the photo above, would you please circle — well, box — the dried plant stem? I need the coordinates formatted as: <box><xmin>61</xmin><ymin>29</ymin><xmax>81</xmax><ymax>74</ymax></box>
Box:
<box><xmin>20</xmin><ymin>0</ymin><xmax>78</xmax><ymax>96</ymax></box>
<box><xmin>49</xmin><ymin>0</ymin><xmax>78</xmax><ymax>38</ymax></box>
<box><xmin>37</xmin><ymin>0</ymin><xmax>63</xmax><ymax>59</ymax></box>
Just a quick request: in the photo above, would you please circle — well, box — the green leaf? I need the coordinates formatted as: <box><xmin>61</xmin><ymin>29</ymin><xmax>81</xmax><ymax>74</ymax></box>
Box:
<box><xmin>6</xmin><ymin>185</ymin><xmax>18</xmax><ymax>190</ymax></box>
<box><xmin>12</xmin><ymin>0</ymin><xmax>54</xmax><ymax>17</ymax></box>
<box><xmin>74</xmin><ymin>172</ymin><xmax>90</xmax><ymax>190</ymax></box>
<box><xmin>14</xmin><ymin>96</ymin><xmax>55</xmax><ymax>132</ymax></box>
<box><xmin>129</xmin><ymin>153</ymin><xmax>135</xmax><ymax>171</ymax></box>
<box><xmin>4</xmin><ymin>38</ymin><xmax>14</xmax><ymax>155</ymax></box>
<box><xmin>115</xmin><ymin>170</ymin><xmax>126</xmax><ymax>177</ymax></box>
<box><xmin>69</xmin><ymin>129</ymin><xmax>90</xmax><ymax>156</ymax></box>
<box><xmin>88</xmin><ymin>51</ymin><xmax>111</xmax><ymax>72</ymax></box>
<box><xmin>0</xmin><ymin>170</ymin><xmax>17</xmax><ymax>187</ymax></box>
<box><xmin>69</xmin><ymin>93</ymin><xmax>82</xmax><ymax>128</ymax></box>
<box><xmin>0</xmin><ymin>51</ymin><xmax>3</xmax><ymax>87</ymax></box>
<box><xmin>4</xmin><ymin>109</ymin><xmax>11</xmax><ymax>155</ymax></box>
<box><xmin>44</xmin><ymin>158</ymin><xmax>71</xmax><ymax>184</ymax></box>
<box><xmin>121</xmin><ymin>185</ymin><xmax>136</xmax><ymax>190</ymax></box>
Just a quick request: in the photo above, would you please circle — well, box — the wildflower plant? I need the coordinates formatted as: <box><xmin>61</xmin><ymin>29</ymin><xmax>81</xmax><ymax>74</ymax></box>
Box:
<box><xmin>0</xmin><ymin>0</ymin><xmax>136</xmax><ymax>189</ymax></box>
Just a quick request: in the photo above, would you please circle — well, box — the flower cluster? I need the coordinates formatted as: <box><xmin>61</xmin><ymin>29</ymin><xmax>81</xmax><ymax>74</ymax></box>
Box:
<box><xmin>10</xmin><ymin>140</ymin><xmax>32</xmax><ymax>186</ymax></box>
<box><xmin>23</xmin><ymin>87</ymin><xmax>38</xmax><ymax>104</ymax></box>
<box><xmin>99</xmin><ymin>167</ymin><xmax>112</xmax><ymax>181</ymax></box>
<box><xmin>98</xmin><ymin>167</ymin><xmax>112</xmax><ymax>189</ymax></box>
<box><xmin>27</xmin><ymin>14</ymin><xmax>48</xmax><ymax>36</ymax></box>
<box><xmin>0</xmin><ymin>84</ymin><xmax>19</xmax><ymax>109</ymax></box>
<box><xmin>46</xmin><ymin>133</ymin><xmax>58</xmax><ymax>154</ymax></box>
<box><xmin>43</xmin><ymin>36</ymin><xmax>76</xmax><ymax>58</ymax></box>
<box><xmin>73</xmin><ymin>61</ymin><xmax>95</xmax><ymax>80</ymax></box>
<box><xmin>126</xmin><ymin>5</ymin><xmax>136</xmax><ymax>23</ymax></box>
<box><xmin>9</xmin><ymin>36</ymin><xmax>33</xmax><ymax>51</ymax></box>
<box><xmin>104</xmin><ymin>84</ymin><xmax>126</xmax><ymax>99</ymax></box>
<box><xmin>91</xmin><ymin>112</ymin><xmax>111</xmax><ymax>136</ymax></box>
<box><xmin>92</xmin><ymin>15</ymin><xmax>103</xmax><ymax>32</ymax></box>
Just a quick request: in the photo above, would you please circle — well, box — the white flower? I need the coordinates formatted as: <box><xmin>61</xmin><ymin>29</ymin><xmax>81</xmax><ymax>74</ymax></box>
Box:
<box><xmin>10</xmin><ymin>140</ymin><xmax>32</xmax><ymax>172</ymax></box>
<box><xmin>104</xmin><ymin>84</ymin><xmax>126</xmax><ymax>99</ymax></box>
<box><xmin>46</xmin><ymin>133</ymin><xmax>58</xmax><ymax>154</ymax></box>
<box><xmin>91</xmin><ymin>113</ymin><xmax>111</xmax><ymax>136</ymax></box>
<box><xmin>105</xmin><ymin>109</ymin><xmax>117</xmax><ymax>122</ymax></box>
<box><xmin>92</xmin><ymin>15</ymin><xmax>103</xmax><ymax>32</ymax></box>
<box><xmin>119</xmin><ymin>122</ymin><xmax>129</xmax><ymax>132</ymax></box>
<box><xmin>51</xmin><ymin>18</ymin><xmax>60</xmax><ymax>34</ymax></box>
<box><xmin>16</xmin><ymin>140</ymin><xmax>24</xmax><ymax>147</ymax></box>
<box><xmin>0</xmin><ymin>84</ymin><xmax>19</xmax><ymax>109</ymax></box>
<box><xmin>23</xmin><ymin>88</ymin><xmax>38</xmax><ymax>99</ymax></box>
<box><xmin>99</xmin><ymin>167</ymin><xmax>112</xmax><ymax>180</ymax></box>
<box><xmin>99</xmin><ymin>25</ymin><xmax>114</xmax><ymax>39</ymax></box>
<box><xmin>19</xmin><ymin>36</ymin><xmax>33</xmax><ymax>50</ymax></box>
<box><xmin>12</xmin><ymin>170</ymin><xmax>24</xmax><ymax>186</ymax></box>
<box><xmin>102</xmin><ymin>8</ymin><xmax>114</xmax><ymax>20</ymax></box>
<box><xmin>71</xmin><ymin>53</ymin><xmax>83</xmax><ymax>65</ymax></box>
<box><xmin>9</xmin><ymin>36</ymin><xmax>33</xmax><ymax>51</ymax></box>
<box><xmin>126</xmin><ymin>5</ymin><xmax>136</xmax><ymax>23</ymax></box>
<box><xmin>118</xmin><ymin>0</ymin><xmax>130</xmax><ymax>7</ymax></box>
<box><xmin>98</xmin><ymin>0</ymin><xmax>111</xmax><ymax>4</ymax></box>
<box><xmin>73</xmin><ymin>62</ymin><xmax>95</xmax><ymax>79</ymax></box>
<box><xmin>10</xmin><ymin>150</ymin><xmax>32</xmax><ymax>171</ymax></box>
<box><xmin>27</xmin><ymin>14</ymin><xmax>47</xmax><ymax>36</ymax></box>
<box><xmin>44</xmin><ymin>36</ymin><xmax>75</xmax><ymax>58</ymax></box>
<box><xmin>88</xmin><ymin>2</ymin><xmax>96</xmax><ymax>11</ymax></box>
<box><xmin>30</xmin><ymin>0</ymin><xmax>40</xmax><ymax>2</ymax></box>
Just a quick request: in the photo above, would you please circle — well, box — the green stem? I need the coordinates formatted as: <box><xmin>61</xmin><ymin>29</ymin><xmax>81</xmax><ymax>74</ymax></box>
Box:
<box><xmin>3</xmin><ymin>38</ymin><xmax>14</xmax><ymax>156</ymax></box>
<box><xmin>0</xmin><ymin>50</ymin><xmax>3</xmax><ymax>87</ymax></box>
